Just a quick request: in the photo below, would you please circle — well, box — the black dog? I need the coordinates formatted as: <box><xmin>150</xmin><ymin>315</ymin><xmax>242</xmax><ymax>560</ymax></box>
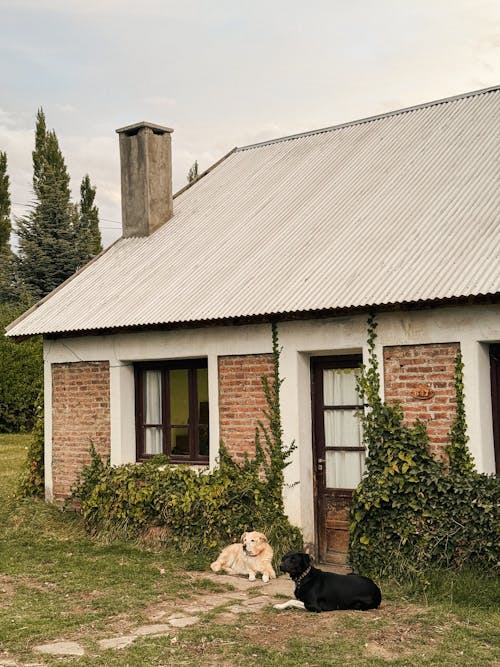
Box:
<box><xmin>279</xmin><ymin>551</ymin><xmax>381</xmax><ymax>613</ymax></box>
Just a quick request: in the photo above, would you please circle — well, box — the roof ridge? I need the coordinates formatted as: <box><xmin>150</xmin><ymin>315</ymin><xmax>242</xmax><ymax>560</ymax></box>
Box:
<box><xmin>236</xmin><ymin>84</ymin><xmax>500</xmax><ymax>152</ymax></box>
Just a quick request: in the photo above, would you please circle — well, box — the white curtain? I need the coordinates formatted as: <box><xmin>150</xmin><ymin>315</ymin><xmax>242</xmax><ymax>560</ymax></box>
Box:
<box><xmin>325</xmin><ymin>450</ymin><xmax>365</xmax><ymax>488</ymax></box>
<box><xmin>323</xmin><ymin>367</ymin><xmax>364</xmax><ymax>488</ymax></box>
<box><xmin>323</xmin><ymin>368</ymin><xmax>360</xmax><ymax>406</ymax></box>
<box><xmin>144</xmin><ymin>370</ymin><xmax>162</xmax><ymax>455</ymax></box>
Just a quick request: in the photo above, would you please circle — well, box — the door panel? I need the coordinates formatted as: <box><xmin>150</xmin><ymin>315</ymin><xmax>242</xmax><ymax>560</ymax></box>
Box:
<box><xmin>312</xmin><ymin>356</ymin><xmax>364</xmax><ymax>564</ymax></box>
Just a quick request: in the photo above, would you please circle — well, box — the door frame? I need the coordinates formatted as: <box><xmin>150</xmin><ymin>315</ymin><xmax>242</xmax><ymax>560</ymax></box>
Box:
<box><xmin>310</xmin><ymin>354</ymin><xmax>363</xmax><ymax>563</ymax></box>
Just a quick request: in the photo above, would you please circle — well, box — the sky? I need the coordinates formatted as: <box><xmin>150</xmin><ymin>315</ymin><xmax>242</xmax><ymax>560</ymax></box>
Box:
<box><xmin>1</xmin><ymin>0</ymin><xmax>499</xmax><ymax>248</ymax></box>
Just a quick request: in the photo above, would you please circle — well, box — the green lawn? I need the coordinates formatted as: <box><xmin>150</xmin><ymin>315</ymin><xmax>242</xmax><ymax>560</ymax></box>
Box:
<box><xmin>1</xmin><ymin>433</ymin><xmax>499</xmax><ymax>666</ymax></box>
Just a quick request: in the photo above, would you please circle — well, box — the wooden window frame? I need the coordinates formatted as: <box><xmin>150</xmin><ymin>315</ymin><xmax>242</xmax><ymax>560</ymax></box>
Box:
<box><xmin>135</xmin><ymin>358</ymin><xmax>209</xmax><ymax>464</ymax></box>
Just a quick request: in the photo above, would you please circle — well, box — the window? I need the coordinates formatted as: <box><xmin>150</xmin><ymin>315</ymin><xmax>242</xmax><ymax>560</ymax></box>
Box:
<box><xmin>312</xmin><ymin>355</ymin><xmax>364</xmax><ymax>489</ymax></box>
<box><xmin>135</xmin><ymin>359</ymin><xmax>209</xmax><ymax>463</ymax></box>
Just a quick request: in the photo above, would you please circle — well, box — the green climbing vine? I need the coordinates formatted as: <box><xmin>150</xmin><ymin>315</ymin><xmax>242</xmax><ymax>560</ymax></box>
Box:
<box><xmin>350</xmin><ymin>314</ymin><xmax>499</xmax><ymax>577</ymax></box>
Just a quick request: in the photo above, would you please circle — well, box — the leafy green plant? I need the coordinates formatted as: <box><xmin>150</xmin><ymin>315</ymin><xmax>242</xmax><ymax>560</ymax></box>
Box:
<box><xmin>349</xmin><ymin>314</ymin><xmax>499</xmax><ymax>577</ymax></box>
<box><xmin>17</xmin><ymin>393</ymin><xmax>44</xmax><ymax>497</ymax></box>
<box><xmin>69</xmin><ymin>323</ymin><xmax>303</xmax><ymax>567</ymax></box>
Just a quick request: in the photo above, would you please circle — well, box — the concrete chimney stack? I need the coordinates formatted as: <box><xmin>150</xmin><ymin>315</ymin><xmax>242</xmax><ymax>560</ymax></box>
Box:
<box><xmin>116</xmin><ymin>122</ymin><xmax>174</xmax><ymax>237</ymax></box>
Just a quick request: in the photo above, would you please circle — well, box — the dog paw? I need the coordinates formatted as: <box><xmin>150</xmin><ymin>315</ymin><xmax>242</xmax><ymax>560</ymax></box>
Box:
<box><xmin>262</xmin><ymin>574</ymin><xmax>269</xmax><ymax>583</ymax></box>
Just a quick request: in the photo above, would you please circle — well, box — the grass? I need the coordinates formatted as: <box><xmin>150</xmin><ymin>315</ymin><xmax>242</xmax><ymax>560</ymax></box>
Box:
<box><xmin>1</xmin><ymin>433</ymin><xmax>499</xmax><ymax>666</ymax></box>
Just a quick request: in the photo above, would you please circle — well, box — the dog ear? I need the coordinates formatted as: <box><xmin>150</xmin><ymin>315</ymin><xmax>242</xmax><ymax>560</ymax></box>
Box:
<box><xmin>260</xmin><ymin>533</ymin><xmax>268</xmax><ymax>542</ymax></box>
<box><xmin>240</xmin><ymin>532</ymin><xmax>247</xmax><ymax>543</ymax></box>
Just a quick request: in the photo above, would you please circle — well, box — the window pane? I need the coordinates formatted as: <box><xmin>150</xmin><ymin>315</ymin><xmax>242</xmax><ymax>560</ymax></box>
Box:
<box><xmin>198</xmin><ymin>425</ymin><xmax>209</xmax><ymax>456</ymax></box>
<box><xmin>325</xmin><ymin>450</ymin><xmax>365</xmax><ymax>488</ymax></box>
<box><xmin>171</xmin><ymin>426</ymin><xmax>189</xmax><ymax>455</ymax></box>
<box><xmin>324</xmin><ymin>409</ymin><xmax>362</xmax><ymax>448</ymax></box>
<box><xmin>197</xmin><ymin>367</ymin><xmax>209</xmax><ymax>457</ymax></box>
<box><xmin>170</xmin><ymin>369</ymin><xmax>189</xmax><ymax>425</ymax></box>
<box><xmin>145</xmin><ymin>427</ymin><xmax>163</xmax><ymax>455</ymax></box>
<box><xmin>144</xmin><ymin>370</ymin><xmax>162</xmax><ymax>423</ymax></box>
<box><xmin>323</xmin><ymin>368</ymin><xmax>361</xmax><ymax>406</ymax></box>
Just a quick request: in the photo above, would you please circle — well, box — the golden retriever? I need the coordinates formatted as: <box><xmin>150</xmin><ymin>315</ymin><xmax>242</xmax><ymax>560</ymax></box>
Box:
<box><xmin>210</xmin><ymin>531</ymin><xmax>276</xmax><ymax>582</ymax></box>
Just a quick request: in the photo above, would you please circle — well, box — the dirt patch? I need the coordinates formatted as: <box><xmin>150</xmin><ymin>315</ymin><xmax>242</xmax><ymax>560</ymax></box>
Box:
<box><xmin>238</xmin><ymin>600</ymin><xmax>445</xmax><ymax>659</ymax></box>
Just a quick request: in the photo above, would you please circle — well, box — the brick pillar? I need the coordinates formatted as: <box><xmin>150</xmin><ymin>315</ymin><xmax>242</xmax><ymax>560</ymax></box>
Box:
<box><xmin>51</xmin><ymin>361</ymin><xmax>111</xmax><ymax>501</ymax></box>
<box><xmin>383</xmin><ymin>343</ymin><xmax>460</xmax><ymax>457</ymax></box>
<box><xmin>218</xmin><ymin>354</ymin><xmax>274</xmax><ymax>464</ymax></box>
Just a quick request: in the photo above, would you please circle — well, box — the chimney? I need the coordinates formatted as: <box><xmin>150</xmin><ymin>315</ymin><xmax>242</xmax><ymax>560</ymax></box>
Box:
<box><xmin>116</xmin><ymin>121</ymin><xmax>174</xmax><ymax>237</ymax></box>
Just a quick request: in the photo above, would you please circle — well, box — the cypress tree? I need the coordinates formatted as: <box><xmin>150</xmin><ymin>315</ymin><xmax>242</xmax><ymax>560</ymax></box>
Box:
<box><xmin>0</xmin><ymin>151</ymin><xmax>10</xmax><ymax>249</ymax></box>
<box><xmin>16</xmin><ymin>109</ymin><xmax>79</xmax><ymax>299</ymax></box>
<box><xmin>74</xmin><ymin>174</ymin><xmax>102</xmax><ymax>267</ymax></box>
<box><xmin>0</xmin><ymin>151</ymin><xmax>17</xmax><ymax>302</ymax></box>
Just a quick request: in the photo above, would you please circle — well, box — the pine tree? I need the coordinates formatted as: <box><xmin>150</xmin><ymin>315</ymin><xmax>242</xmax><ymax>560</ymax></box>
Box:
<box><xmin>0</xmin><ymin>151</ymin><xmax>17</xmax><ymax>302</ymax></box>
<box><xmin>0</xmin><ymin>151</ymin><xmax>10</xmax><ymax>249</ymax></box>
<box><xmin>73</xmin><ymin>174</ymin><xmax>102</xmax><ymax>267</ymax></box>
<box><xmin>16</xmin><ymin>109</ymin><xmax>80</xmax><ymax>299</ymax></box>
<box><xmin>187</xmin><ymin>160</ymin><xmax>199</xmax><ymax>183</ymax></box>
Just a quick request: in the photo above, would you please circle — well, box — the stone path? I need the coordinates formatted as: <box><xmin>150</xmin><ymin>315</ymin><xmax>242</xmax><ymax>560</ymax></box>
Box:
<box><xmin>0</xmin><ymin>573</ymin><xmax>295</xmax><ymax>665</ymax></box>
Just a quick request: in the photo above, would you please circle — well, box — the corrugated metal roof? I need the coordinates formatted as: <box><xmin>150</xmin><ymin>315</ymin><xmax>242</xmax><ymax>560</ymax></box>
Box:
<box><xmin>6</xmin><ymin>86</ymin><xmax>500</xmax><ymax>338</ymax></box>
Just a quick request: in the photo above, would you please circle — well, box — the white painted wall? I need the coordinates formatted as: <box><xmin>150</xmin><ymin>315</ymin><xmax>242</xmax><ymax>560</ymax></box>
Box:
<box><xmin>43</xmin><ymin>303</ymin><xmax>500</xmax><ymax>546</ymax></box>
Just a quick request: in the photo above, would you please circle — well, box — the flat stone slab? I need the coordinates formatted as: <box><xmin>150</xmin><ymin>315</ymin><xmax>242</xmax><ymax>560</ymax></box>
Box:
<box><xmin>34</xmin><ymin>641</ymin><xmax>85</xmax><ymax>656</ymax></box>
<box><xmin>98</xmin><ymin>635</ymin><xmax>138</xmax><ymax>650</ymax></box>
<box><xmin>135</xmin><ymin>624</ymin><xmax>173</xmax><ymax>636</ymax></box>
<box><xmin>167</xmin><ymin>615</ymin><xmax>200</xmax><ymax>628</ymax></box>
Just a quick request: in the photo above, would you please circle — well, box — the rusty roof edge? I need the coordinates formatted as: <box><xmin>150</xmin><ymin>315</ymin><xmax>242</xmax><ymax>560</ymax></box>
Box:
<box><xmin>237</xmin><ymin>84</ymin><xmax>500</xmax><ymax>152</ymax></box>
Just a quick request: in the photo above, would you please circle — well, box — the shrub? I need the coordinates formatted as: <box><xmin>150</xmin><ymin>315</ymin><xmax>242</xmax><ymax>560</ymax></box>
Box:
<box><xmin>69</xmin><ymin>323</ymin><xmax>303</xmax><ymax>566</ymax></box>
<box><xmin>0</xmin><ymin>299</ymin><xmax>42</xmax><ymax>433</ymax></box>
<box><xmin>349</xmin><ymin>314</ymin><xmax>499</xmax><ymax>577</ymax></box>
<box><xmin>17</xmin><ymin>393</ymin><xmax>44</xmax><ymax>497</ymax></box>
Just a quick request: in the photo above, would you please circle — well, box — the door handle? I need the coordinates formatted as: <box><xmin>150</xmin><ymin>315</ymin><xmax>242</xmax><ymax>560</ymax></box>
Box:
<box><xmin>317</xmin><ymin>457</ymin><xmax>325</xmax><ymax>471</ymax></box>
<box><xmin>317</xmin><ymin>458</ymin><xmax>326</xmax><ymax>464</ymax></box>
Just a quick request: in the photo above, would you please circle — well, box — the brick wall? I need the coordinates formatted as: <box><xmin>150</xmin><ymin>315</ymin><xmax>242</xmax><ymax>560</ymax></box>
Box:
<box><xmin>51</xmin><ymin>361</ymin><xmax>111</xmax><ymax>501</ymax></box>
<box><xmin>218</xmin><ymin>354</ymin><xmax>274</xmax><ymax>463</ymax></box>
<box><xmin>383</xmin><ymin>342</ymin><xmax>460</xmax><ymax>456</ymax></box>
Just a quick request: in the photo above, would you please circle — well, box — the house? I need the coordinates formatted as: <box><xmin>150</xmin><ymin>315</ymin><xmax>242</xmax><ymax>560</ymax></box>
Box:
<box><xmin>7</xmin><ymin>85</ymin><xmax>500</xmax><ymax>564</ymax></box>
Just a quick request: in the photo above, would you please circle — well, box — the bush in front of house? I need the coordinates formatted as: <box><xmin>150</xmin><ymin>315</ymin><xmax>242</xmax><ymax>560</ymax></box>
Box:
<box><xmin>68</xmin><ymin>442</ymin><xmax>303</xmax><ymax>569</ymax></box>
<box><xmin>69</xmin><ymin>323</ymin><xmax>303</xmax><ymax>567</ymax></box>
<box><xmin>349</xmin><ymin>315</ymin><xmax>499</xmax><ymax>578</ymax></box>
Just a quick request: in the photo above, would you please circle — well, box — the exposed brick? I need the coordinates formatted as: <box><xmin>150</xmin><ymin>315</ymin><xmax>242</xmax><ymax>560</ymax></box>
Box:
<box><xmin>218</xmin><ymin>354</ymin><xmax>274</xmax><ymax>460</ymax></box>
<box><xmin>383</xmin><ymin>342</ymin><xmax>459</xmax><ymax>459</ymax></box>
<box><xmin>51</xmin><ymin>361</ymin><xmax>110</xmax><ymax>503</ymax></box>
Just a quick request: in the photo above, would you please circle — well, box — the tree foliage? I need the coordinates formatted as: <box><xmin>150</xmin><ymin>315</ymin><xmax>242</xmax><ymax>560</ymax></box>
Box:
<box><xmin>0</xmin><ymin>151</ymin><xmax>18</xmax><ymax>302</ymax></box>
<box><xmin>16</xmin><ymin>109</ymin><xmax>102</xmax><ymax>300</ymax></box>
<box><xmin>74</xmin><ymin>174</ymin><xmax>102</xmax><ymax>267</ymax></box>
<box><xmin>187</xmin><ymin>160</ymin><xmax>199</xmax><ymax>183</ymax></box>
<box><xmin>0</xmin><ymin>300</ymin><xmax>43</xmax><ymax>432</ymax></box>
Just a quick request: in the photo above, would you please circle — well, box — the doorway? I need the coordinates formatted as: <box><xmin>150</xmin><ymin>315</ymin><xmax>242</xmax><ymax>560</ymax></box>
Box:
<box><xmin>311</xmin><ymin>355</ymin><xmax>364</xmax><ymax>564</ymax></box>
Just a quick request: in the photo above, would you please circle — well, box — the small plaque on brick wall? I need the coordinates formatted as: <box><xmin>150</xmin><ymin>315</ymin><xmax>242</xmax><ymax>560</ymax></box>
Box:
<box><xmin>411</xmin><ymin>384</ymin><xmax>435</xmax><ymax>400</ymax></box>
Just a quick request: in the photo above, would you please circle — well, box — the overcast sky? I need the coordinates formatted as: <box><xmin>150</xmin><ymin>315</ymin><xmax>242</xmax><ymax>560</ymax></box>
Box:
<box><xmin>1</xmin><ymin>0</ymin><xmax>499</xmax><ymax>247</ymax></box>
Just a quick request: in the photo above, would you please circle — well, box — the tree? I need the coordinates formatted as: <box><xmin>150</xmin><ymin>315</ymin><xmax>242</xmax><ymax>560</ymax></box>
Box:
<box><xmin>0</xmin><ymin>151</ymin><xmax>10</xmax><ymax>249</ymax></box>
<box><xmin>16</xmin><ymin>109</ymin><xmax>103</xmax><ymax>300</ymax></box>
<box><xmin>187</xmin><ymin>160</ymin><xmax>199</xmax><ymax>183</ymax></box>
<box><xmin>0</xmin><ymin>151</ymin><xmax>18</xmax><ymax>302</ymax></box>
<box><xmin>73</xmin><ymin>174</ymin><xmax>102</xmax><ymax>268</ymax></box>
<box><xmin>16</xmin><ymin>109</ymin><xmax>79</xmax><ymax>299</ymax></box>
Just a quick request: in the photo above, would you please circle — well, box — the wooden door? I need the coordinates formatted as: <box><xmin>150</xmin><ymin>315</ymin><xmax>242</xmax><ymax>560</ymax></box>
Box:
<box><xmin>311</xmin><ymin>356</ymin><xmax>364</xmax><ymax>564</ymax></box>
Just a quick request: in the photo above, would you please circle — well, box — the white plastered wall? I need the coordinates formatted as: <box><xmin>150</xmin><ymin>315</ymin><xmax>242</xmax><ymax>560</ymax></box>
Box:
<box><xmin>43</xmin><ymin>303</ymin><xmax>500</xmax><ymax>544</ymax></box>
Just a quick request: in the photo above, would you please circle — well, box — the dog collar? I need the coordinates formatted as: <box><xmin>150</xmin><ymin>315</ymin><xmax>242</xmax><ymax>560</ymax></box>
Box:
<box><xmin>294</xmin><ymin>564</ymin><xmax>312</xmax><ymax>588</ymax></box>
